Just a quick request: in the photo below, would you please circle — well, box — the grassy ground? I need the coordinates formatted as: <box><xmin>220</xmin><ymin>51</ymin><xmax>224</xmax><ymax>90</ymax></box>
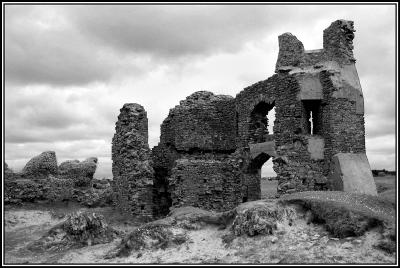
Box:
<box><xmin>260</xmin><ymin>178</ymin><xmax>278</xmax><ymax>199</ymax></box>
<box><xmin>374</xmin><ymin>175</ymin><xmax>396</xmax><ymax>194</ymax></box>
<box><xmin>261</xmin><ymin>175</ymin><xmax>396</xmax><ymax>200</ymax></box>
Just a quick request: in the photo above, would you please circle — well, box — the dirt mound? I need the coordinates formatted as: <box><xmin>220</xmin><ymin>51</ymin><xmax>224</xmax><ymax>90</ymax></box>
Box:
<box><xmin>231</xmin><ymin>201</ymin><xmax>297</xmax><ymax>236</ymax></box>
<box><xmin>279</xmin><ymin>191</ymin><xmax>395</xmax><ymax>239</ymax></box>
<box><xmin>107</xmin><ymin>223</ymin><xmax>187</xmax><ymax>258</ymax></box>
<box><xmin>159</xmin><ymin>206</ymin><xmax>236</xmax><ymax>230</ymax></box>
<box><xmin>28</xmin><ymin>211</ymin><xmax>118</xmax><ymax>252</ymax></box>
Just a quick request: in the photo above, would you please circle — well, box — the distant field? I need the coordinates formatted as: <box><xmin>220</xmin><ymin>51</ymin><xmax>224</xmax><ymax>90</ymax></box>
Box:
<box><xmin>260</xmin><ymin>179</ymin><xmax>278</xmax><ymax>199</ymax></box>
<box><xmin>374</xmin><ymin>175</ymin><xmax>396</xmax><ymax>193</ymax></box>
<box><xmin>261</xmin><ymin>175</ymin><xmax>396</xmax><ymax>199</ymax></box>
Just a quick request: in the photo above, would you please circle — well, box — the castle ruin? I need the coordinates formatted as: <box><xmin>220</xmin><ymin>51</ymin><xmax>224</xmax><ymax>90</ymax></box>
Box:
<box><xmin>112</xmin><ymin>20</ymin><xmax>377</xmax><ymax>218</ymax></box>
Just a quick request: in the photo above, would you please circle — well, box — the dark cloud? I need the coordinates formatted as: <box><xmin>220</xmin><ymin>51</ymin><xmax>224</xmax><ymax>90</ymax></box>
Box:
<box><xmin>4</xmin><ymin>5</ymin><xmax>322</xmax><ymax>86</ymax></box>
<box><xmin>5</xmin><ymin>6</ymin><xmax>136</xmax><ymax>86</ymax></box>
<box><xmin>4</xmin><ymin>85</ymin><xmax>116</xmax><ymax>143</ymax></box>
<box><xmin>65</xmin><ymin>5</ymin><xmax>279</xmax><ymax>58</ymax></box>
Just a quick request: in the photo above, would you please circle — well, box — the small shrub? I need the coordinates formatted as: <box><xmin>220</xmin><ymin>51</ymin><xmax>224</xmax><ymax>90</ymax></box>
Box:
<box><xmin>115</xmin><ymin>224</ymin><xmax>187</xmax><ymax>257</ymax></box>
<box><xmin>231</xmin><ymin>204</ymin><xmax>297</xmax><ymax>237</ymax></box>
<box><xmin>221</xmin><ymin>233</ymin><xmax>236</xmax><ymax>247</ymax></box>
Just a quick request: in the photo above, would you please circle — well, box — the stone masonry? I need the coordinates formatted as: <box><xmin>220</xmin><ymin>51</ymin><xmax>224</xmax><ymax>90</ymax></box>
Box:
<box><xmin>112</xmin><ymin>103</ymin><xmax>154</xmax><ymax>218</ymax></box>
<box><xmin>58</xmin><ymin>157</ymin><xmax>98</xmax><ymax>187</ymax></box>
<box><xmin>151</xmin><ymin>91</ymin><xmax>240</xmax><ymax>216</ymax></box>
<box><xmin>112</xmin><ymin>19</ymin><xmax>376</xmax><ymax>217</ymax></box>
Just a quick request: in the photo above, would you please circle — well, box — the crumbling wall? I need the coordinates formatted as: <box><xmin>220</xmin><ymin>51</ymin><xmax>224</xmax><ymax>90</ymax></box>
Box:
<box><xmin>276</xmin><ymin>20</ymin><xmax>356</xmax><ymax>72</ymax></box>
<box><xmin>234</xmin><ymin>77</ymin><xmax>279</xmax><ymax>200</ymax></box>
<box><xmin>152</xmin><ymin>91</ymin><xmax>241</xmax><ymax>214</ymax></box>
<box><xmin>271</xmin><ymin>19</ymin><xmax>369</xmax><ymax>194</ymax></box>
<box><xmin>169</xmin><ymin>159</ymin><xmax>241</xmax><ymax>211</ymax></box>
<box><xmin>112</xmin><ymin>103</ymin><xmax>154</xmax><ymax>218</ymax></box>
<box><xmin>21</xmin><ymin>151</ymin><xmax>58</xmax><ymax>180</ymax></box>
<box><xmin>159</xmin><ymin>91</ymin><xmax>237</xmax><ymax>152</ymax></box>
<box><xmin>58</xmin><ymin>157</ymin><xmax>98</xmax><ymax>187</ymax></box>
<box><xmin>111</xmin><ymin>19</ymin><xmax>371</xmax><ymax>216</ymax></box>
<box><xmin>270</xmin><ymin>74</ymin><xmax>328</xmax><ymax>194</ymax></box>
<box><xmin>235</xmin><ymin>77</ymin><xmax>277</xmax><ymax>147</ymax></box>
<box><xmin>4</xmin><ymin>153</ymin><xmax>112</xmax><ymax>206</ymax></box>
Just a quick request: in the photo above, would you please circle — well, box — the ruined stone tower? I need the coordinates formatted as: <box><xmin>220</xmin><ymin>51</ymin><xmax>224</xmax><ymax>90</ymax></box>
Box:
<box><xmin>112</xmin><ymin>103</ymin><xmax>154</xmax><ymax>218</ymax></box>
<box><xmin>272</xmin><ymin>19</ymin><xmax>376</xmax><ymax>196</ymax></box>
<box><xmin>113</xmin><ymin>19</ymin><xmax>376</xmax><ymax>218</ymax></box>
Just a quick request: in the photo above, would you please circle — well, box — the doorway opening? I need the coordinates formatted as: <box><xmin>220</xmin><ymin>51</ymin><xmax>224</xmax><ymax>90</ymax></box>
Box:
<box><xmin>243</xmin><ymin>152</ymin><xmax>276</xmax><ymax>202</ymax></box>
<box><xmin>261</xmin><ymin>159</ymin><xmax>278</xmax><ymax>199</ymax></box>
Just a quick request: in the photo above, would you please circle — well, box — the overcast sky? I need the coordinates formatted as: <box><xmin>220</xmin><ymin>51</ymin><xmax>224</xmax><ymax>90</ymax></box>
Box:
<box><xmin>4</xmin><ymin>4</ymin><xmax>397</xmax><ymax>178</ymax></box>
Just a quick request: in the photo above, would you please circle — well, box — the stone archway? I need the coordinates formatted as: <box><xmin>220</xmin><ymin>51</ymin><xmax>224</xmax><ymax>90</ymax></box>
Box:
<box><xmin>242</xmin><ymin>152</ymin><xmax>275</xmax><ymax>202</ymax></box>
<box><xmin>248</xmin><ymin>101</ymin><xmax>275</xmax><ymax>144</ymax></box>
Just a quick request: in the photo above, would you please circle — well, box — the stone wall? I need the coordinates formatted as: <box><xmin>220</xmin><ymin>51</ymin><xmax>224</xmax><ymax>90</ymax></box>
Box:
<box><xmin>276</xmin><ymin>20</ymin><xmax>356</xmax><ymax>72</ymax></box>
<box><xmin>152</xmin><ymin>91</ymin><xmax>241</xmax><ymax>215</ymax></box>
<box><xmin>58</xmin><ymin>157</ymin><xmax>98</xmax><ymax>187</ymax></box>
<box><xmin>159</xmin><ymin>91</ymin><xmax>236</xmax><ymax>152</ymax></box>
<box><xmin>112</xmin><ymin>103</ymin><xmax>154</xmax><ymax>218</ymax></box>
<box><xmin>4</xmin><ymin>155</ymin><xmax>112</xmax><ymax>206</ymax></box>
<box><xmin>21</xmin><ymin>151</ymin><xmax>58</xmax><ymax>180</ymax></box>
<box><xmin>110</xmin><ymin>19</ymin><xmax>372</xmax><ymax>216</ymax></box>
<box><xmin>271</xmin><ymin>19</ymin><xmax>368</xmax><ymax>194</ymax></box>
<box><xmin>169</xmin><ymin>159</ymin><xmax>241</xmax><ymax>211</ymax></box>
<box><xmin>235</xmin><ymin>76</ymin><xmax>278</xmax><ymax>147</ymax></box>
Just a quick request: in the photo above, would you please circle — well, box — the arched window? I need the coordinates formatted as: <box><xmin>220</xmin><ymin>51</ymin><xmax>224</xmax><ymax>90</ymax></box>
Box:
<box><xmin>249</xmin><ymin>101</ymin><xmax>275</xmax><ymax>143</ymax></box>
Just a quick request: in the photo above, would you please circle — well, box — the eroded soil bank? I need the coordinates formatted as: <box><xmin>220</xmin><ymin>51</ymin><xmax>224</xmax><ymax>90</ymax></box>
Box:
<box><xmin>4</xmin><ymin>192</ymin><xmax>396</xmax><ymax>264</ymax></box>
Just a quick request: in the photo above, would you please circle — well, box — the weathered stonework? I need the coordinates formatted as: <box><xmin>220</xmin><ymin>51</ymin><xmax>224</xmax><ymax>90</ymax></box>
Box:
<box><xmin>111</xmin><ymin>19</ymin><xmax>374</xmax><ymax>217</ymax></box>
<box><xmin>5</xmin><ymin>152</ymin><xmax>113</xmax><ymax>206</ymax></box>
<box><xmin>112</xmin><ymin>103</ymin><xmax>154</xmax><ymax>218</ymax></box>
<box><xmin>58</xmin><ymin>157</ymin><xmax>98</xmax><ymax>187</ymax></box>
<box><xmin>21</xmin><ymin>151</ymin><xmax>58</xmax><ymax>180</ymax></box>
<box><xmin>270</xmin><ymin>20</ymin><xmax>369</xmax><ymax>195</ymax></box>
<box><xmin>151</xmin><ymin>91</ymin><xmax>241</xmax><ymax>215</ymax></box>
<box><xmin>169</xmin><ymin>159</ymin><xmax>241</xmax><ymax>211</ymax></box>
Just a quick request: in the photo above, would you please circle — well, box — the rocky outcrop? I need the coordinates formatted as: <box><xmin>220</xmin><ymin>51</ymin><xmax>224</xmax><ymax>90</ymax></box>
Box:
<box><xmin>231</xmin><ymin>203</ymin><xmax>296</xmax><ymax>236</ymax></box>
<box><xmin>108</xmin><ymin>223</ymin><xmax>187</xmax><ymax>258</ymax></box>
<box><xmin>58</xmin><ymin>157</ymin><xmax>98</xmax><ymax>187</ymax></box>
<box><xmin>21</xmin><ymin>151</ymin><xmax>58</xmax><ymax>180</ymax></box>
<box><xmin>28</xmin><ymin>212</ymin><xmax>118</xmax><ymax>252</ymax></box>
<box><xmin>112</xmin><ymin>103</ymin><xmax>154</xmax><ymax>218</ymax></box>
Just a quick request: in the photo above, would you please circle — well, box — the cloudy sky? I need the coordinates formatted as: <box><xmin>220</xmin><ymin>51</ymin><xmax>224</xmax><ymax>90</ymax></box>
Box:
<box><xmin>4</xmin><ymin>4</ymin><xmax>396</xmax><ymax>178</ymax></box>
